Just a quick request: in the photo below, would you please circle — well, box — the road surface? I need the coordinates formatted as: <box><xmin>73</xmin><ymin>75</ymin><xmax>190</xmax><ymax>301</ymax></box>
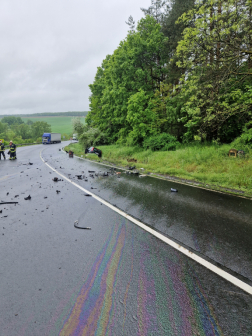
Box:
<box><xmin>0</xmin><ymin>143</ymin><xmax>251</xmax><ymax>336</ymax></box>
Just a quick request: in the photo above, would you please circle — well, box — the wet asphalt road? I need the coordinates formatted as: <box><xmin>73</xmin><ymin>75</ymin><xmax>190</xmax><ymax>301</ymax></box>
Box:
<box><xmin>0</xmin><ymin>143</ymin><xmax>252</xmax><ymax>336</ymax></box>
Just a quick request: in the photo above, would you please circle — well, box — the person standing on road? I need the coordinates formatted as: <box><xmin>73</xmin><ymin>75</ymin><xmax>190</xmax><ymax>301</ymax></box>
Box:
<box><xmin>8</xmin><ymin>141</ymin><xmax>17</xmax><ymax>160</ymax></box>
<box><xmin>0</xmin><ymin>140</ymin><xmax>6</xmax><ymax>160</ymax></box>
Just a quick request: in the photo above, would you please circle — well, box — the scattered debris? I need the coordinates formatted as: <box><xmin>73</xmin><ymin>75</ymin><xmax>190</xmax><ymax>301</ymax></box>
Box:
<box><xmin>171</xmin><ymin>188</ymin><xmax>178</xmax><ymax>192</ymax></box>
<box><xmin>88</xmin><ymin>170</ymin><xmax>95</xmax><ymax>173</ymax></box>
<box><xmin>84</xmin><ymin>194</ymin><xmax>92</xmax><ymax>197</ymax></box>
<box><xmin>74</xmin><ymin>220</ymin><xmax>91</xmax><ymax>230</ymax></box>
<box><xmin>52</xmin><ymin>177</ymin><xmax>62</xmax><ymax>182</ymax></box>
<box><xmin>56</xmin><ymin>190</ymin><xmax>61</xmax><ymax>194</ymax></box>
<box><xmin>0</xmin><ymin>202</ymin><xmax>18</xmax><ymax>205</ymax></box>
<box><xmin>116</xmin><ymin>172</ymin><xmax>121</xmax><ymax>175</ymax></box>
<box><xmin>91</xmin><ymin>187</ymin><xmax>97</xmax><ymax>189</ymax></box>
<box><xmin>24</xmin><ymin>195</ymin><xmax>31</xmax><ymax>200</ymax></box>
<box><xmin>76</xmin><ymin>175</ymin><xmax>82</xmax><ymax>180</ymax></box>
<box><xmin>139</xmin><ymin>175</ymin><xmax>147</xmax><ymax>178</ymax></box>
<box><xmin>14</xmin><ymin>195</ymin><xmax>19</xmax><ymax>198</ymax></box>
<box><xmin>29</xmin><ymin>162</ymin><xmax>33</xmax><ymax>165</ymax></box>
<box><xmin>127</xmin><ymin>158</ymin><xmax>137</xmax><ymax>163</ymax></box>
<box><xmin>128</xmin><ymin>166</ymin><xmax>136</xmax><ymax>170</ymax></box>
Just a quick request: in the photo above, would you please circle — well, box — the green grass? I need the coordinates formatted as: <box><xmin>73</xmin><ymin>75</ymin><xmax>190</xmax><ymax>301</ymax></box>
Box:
<box><xmin>21</xmin><ymin>116</ymin><xmax>85</xmax><ymax>135</ymax></box>
<box><xmin>65</xmin><ymin>143</ymin><xmax>252</xmax><ymax>197</ymax></box>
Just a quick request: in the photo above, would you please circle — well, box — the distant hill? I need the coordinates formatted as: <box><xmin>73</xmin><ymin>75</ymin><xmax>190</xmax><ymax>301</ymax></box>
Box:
<box><xmin>0</xmin><ymin>111</ymin><xmax>88</xmax><ymax>118</ymax></box>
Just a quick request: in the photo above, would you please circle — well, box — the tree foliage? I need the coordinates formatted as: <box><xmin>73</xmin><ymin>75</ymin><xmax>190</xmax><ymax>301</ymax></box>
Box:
<box><xmin>176</xmin><ymin>0</ymin><xmax>252</xmax><ymax>141</ymax></box>
<box><xmin>0</xmin><ymin>117</ymin><xmax>51</xmax><ymax>143</ymax></box>
<box><xmin>86</xmin><ymin>0</ymin><xmax>252</xmax><ymax>149</ymax></box>
<box><xmin>88</xmin><ymin>15</ymin><xmax>169</xmax><ymax>144</ymax></box>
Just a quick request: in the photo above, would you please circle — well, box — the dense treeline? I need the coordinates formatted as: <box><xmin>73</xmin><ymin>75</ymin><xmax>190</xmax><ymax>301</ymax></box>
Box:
<box><xmin>85</xmin><ymin>0</ymin><xmax>252</xmax><ymax>149</ymax></box>
<box><xmin>0</xmin><ymin>117</ymin><xmax>51</xmax><ymax>144</ymax></box>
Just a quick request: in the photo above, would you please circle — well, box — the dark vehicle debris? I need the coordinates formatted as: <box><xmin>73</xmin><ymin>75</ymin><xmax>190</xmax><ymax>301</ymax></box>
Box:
<box><xmin>24</xmin><ymin>195</ymin><xmax>31</xmax><ymax>200</ymax></box>
<box><xmin>85</xmin><ymin>147</ymin><xmax>102</xmax><ymax>158</ymax></box>
<box><xmin>53</xmin><ymin>177</ymin><xmax>62</xmax><ymax>182</ymax></box>
<box><xmin>74</xmin><ymin>220</ymin><xmax>91</xmax><ymax>230</ymax></box>
<box><xmin>0</xmin><ymin>202</ymin><xmax>18</xmax><ymax>205</ymax></box>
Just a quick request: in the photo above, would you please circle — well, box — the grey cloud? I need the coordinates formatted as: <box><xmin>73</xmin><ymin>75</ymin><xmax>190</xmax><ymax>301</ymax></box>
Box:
<box><xmin>0</xmin><ymin>0</ymin><xmax>149</xmax><ymax>114</ymax></box>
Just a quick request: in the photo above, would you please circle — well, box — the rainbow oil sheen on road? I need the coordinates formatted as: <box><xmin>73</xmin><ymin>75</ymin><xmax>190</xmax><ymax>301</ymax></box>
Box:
<box><xmin>50</xmin><ymin>219</ymin><xmax>224</xmax><ymax>336</ymax></box>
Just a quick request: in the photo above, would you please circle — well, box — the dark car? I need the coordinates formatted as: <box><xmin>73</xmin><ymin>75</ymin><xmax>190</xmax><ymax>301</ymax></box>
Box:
<box><xmin>85</xmin><ymin>147</ymin><xmax>102</xmax><ymax>158</ymax></box>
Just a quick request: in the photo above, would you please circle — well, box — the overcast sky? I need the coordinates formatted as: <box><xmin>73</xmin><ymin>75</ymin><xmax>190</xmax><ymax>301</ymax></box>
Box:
<box><xmin>0</xmin><ymin>0</ymin><xmax>149</xmax><ymax>115</ymax></box>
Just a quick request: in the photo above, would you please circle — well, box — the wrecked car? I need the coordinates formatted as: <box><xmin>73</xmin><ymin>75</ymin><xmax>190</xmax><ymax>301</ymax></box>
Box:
<box><xmin>85</xmin><ymin>147</ymin><xmax>102</xmax><ymax>158</ymax></box>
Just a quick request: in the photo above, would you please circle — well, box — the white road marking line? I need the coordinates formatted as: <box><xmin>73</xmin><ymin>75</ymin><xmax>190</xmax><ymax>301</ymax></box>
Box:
<box><xmin>40</xmin><ymin>150</ymin><xmax>252</xmax><ymax>296</ymax></box>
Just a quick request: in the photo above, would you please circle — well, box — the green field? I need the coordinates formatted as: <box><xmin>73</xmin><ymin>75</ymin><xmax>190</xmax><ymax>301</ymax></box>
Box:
<box><xmin>21</xmin><ymin>116</ymin><xmax>85</xmax><ymax>135</ymax></box>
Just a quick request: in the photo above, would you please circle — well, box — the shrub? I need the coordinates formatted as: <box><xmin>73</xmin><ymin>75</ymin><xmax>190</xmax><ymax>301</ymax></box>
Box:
<box><xmin>78</xmin><ymin>127</ymin><xmax>107</xmax><ymax>148</ymax></box>
<box><xmin>143</xmin><ymin>133</ymin><xmax>178</xmax><ymax>151</ymax></box>
<box><xmin>231</xmin><ymin>128</ymin><xmax>252</xmax><ymax>150</ymax></box>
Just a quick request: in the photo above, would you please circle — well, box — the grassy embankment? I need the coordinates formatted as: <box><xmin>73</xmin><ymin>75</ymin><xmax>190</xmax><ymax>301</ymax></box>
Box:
<box><xmin>64</xmin><ymin>143</ymin><xmax>252</xmax><ymax>197</ymax></box>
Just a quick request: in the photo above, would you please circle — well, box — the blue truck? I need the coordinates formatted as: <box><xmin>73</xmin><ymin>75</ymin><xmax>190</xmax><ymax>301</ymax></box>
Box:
<box><xmin>42</xmin><ymin>133</ymin><xmax>61</xmax><ymax>144</ymax></box>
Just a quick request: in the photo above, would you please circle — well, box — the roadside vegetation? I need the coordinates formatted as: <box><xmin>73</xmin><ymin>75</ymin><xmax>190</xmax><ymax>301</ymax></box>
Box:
<box><xmin>0</xmin><ymin>116</ymin><xmax>52</xmax><ymax>144</ymax></box>
<box><xmin>71</xmin><ymin>0</ymin><xmax>252</xmax><ymax>197</ymax></box>
<box><xmin>65</xmin><ymin>142</ymin><xmax>252</xmax><ymax>196</ymax></box>
<box><xmin>86</xmin><ymin>0</ymin><xmax>252</xmax><ymax>147</ymax></box>
<box><xmin>0</xmin><ymin>115</ymin><xmax>83</xmax><ymax>144</ymax></box>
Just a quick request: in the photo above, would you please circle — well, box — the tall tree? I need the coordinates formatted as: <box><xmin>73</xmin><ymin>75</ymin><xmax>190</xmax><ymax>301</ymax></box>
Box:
<box><xmin>162</xmin><ymin>0</ymin><xmax>196</xmax><ymax>86</ymax></box>
<box><xmin>88</xmin><ymin>16</ymin><xmax>169</xmax><ymax>144</ymax></box>
<box><xmin>141</xmin><ymin>0</ymin><xmax>169</xmax><ymax>24</ymax></box>
<box><xmin>176</xmin><ymin>0</ymin><xmax>252</xmax><ymax>141</ymax></box>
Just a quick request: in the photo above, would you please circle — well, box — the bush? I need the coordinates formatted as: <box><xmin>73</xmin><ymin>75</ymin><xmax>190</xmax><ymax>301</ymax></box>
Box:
<box><xmin>231</xmin><ymin>128</ymin><xmax>252</xmax><ymax>150</ymax></box>
<box><xmin>143</xmin><ymin>133</ymin><xmax>178</xmax><ymax>151</ymax></box>
<box><xmin>78</xmin><ymin>127</ymin><xmax>107</xmax><ymax>148</ymax></box>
